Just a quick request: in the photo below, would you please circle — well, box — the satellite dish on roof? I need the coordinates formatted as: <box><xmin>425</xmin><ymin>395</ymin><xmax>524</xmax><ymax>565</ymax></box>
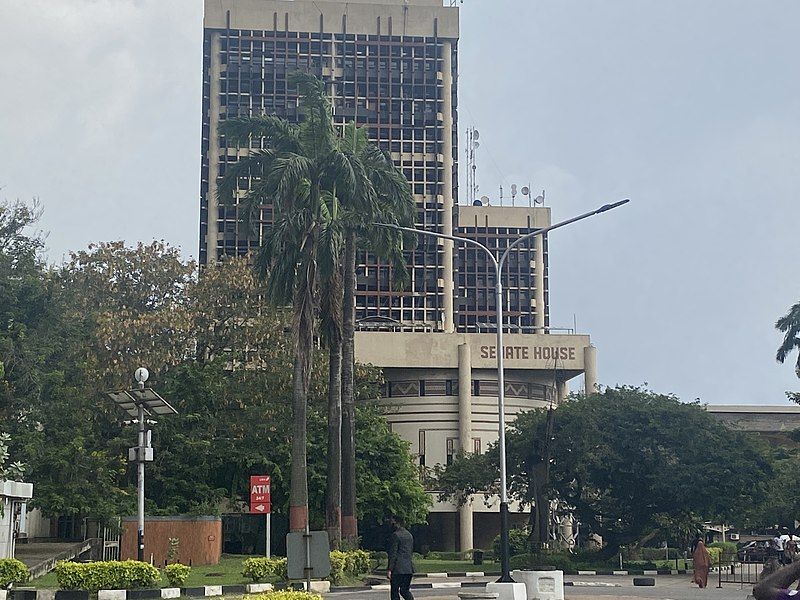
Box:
<box><xmin>473</xmin><ymin>130</ymin><xmax>480</xmax><ymax>140</ymax></box>
<box><xmin>534</xmin><ymin>190</ymin><xmax>546</xmax><ymax>204</ymax></box>
<box><xmin>521</xmin><ymin>186</ymin><xmax>530</xmax><ymax>196</ymax></box>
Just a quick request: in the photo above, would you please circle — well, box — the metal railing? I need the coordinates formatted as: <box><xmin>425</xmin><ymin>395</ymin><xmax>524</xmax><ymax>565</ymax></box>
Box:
<box><xmin>718</xmin><ymin>551</ymin><xmax>763</xmax><ymax>587</ymax></box>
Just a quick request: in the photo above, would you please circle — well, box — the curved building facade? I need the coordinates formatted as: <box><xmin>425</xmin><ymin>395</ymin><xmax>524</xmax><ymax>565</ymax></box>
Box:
<box><xmin>356</xmin><ymin>331</ymin><xmax>597</xmax><ymax>550</ymax></box>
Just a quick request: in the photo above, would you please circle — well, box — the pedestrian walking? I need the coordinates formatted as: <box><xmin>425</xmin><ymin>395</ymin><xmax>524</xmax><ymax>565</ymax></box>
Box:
<box><xmin>693</xmin><ymin>539</ymin><xmax>712</xmax><ymax>588</ymax></box>
<box><xmin>387</xmin><ymin>515</ymin><xmax>415</xmax><ymax>600</ymax></box>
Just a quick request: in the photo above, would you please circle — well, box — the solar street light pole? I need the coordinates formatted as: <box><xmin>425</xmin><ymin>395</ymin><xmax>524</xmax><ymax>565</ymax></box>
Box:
<box><xmin>135</xmin><ymin>367</ymin><xmax>149</xmax><ymax>562</ymax></box>
<box><xmin>107</xmin><ymin>369</ymin><xmax>177</xmax><ymax>564</ymax></box>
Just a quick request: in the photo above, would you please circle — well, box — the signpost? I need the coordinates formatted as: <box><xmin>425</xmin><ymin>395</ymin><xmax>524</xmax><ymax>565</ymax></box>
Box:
<box><xmin>250</xmin><ymin>475</ymin><xmax>271</xmax><ymax>558</ymax></box>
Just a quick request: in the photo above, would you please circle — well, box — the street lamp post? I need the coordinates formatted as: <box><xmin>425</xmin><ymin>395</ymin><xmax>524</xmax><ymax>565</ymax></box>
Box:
<box><xmin>376</xmin><ymin>198</ymin><xmax>629</xmax><ymax>582</ymax></box>
<box><xmin>106</xmin><ymin>368</ymin><xmax>178</xmax><ymax>563</ymax></box>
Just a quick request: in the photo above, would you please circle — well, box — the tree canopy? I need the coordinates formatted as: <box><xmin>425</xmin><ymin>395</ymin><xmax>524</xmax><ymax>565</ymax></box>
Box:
<box><xmin>436</xmin><ymin>386</ymin><xmax>772</xmax><ymax>552</ymax></box>
<box><xmin>0</xmin><ymin>204</ymin><xmax>429</xmax><ymax>528</ymax></box>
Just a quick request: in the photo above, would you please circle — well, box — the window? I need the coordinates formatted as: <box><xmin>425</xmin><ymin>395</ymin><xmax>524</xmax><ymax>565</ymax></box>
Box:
<box><xmin>419</xmin><ymin>430</ymin><xmax>426</xmax><ymax>467</ymax></box>
<box><xmin>446</xmin><ymin>438</ymin><xmax>457</xmax><ymax>466</ymax></box>
<box><xmin>473</xmin><ymin>438</ymin><xmax>482</xmax><ymax>454</ymax></box>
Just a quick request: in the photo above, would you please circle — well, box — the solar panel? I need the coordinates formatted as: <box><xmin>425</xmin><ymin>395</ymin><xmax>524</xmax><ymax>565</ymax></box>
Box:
<box><xmin>128</xmin><ymin>389</ymin><xmax>178</xmax><ymax>416</ymax></box>
<box><xmin>107</xmin><ymin>391</ymin><xmax>143</xmax><ymax>418</ymax></box>
<box><xmin>106</xmin><ymin>389</ymin><xmax>178</xmax><ymax>417</ymax></box>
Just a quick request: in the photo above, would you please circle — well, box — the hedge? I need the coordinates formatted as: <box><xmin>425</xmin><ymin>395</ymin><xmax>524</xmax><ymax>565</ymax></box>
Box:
<box><xmin>54</xmin><ymin>561</ymin><xmax>161</xmax><ymax>591</ymax></box>
<box><xmin>244</xmin><ymin>551</ymin><xmax>370</xmax><ymax>585</ymax></box>
<box><xmin>242</xmin><ymin>558</ymin><xmax>288</xmax><ymax>583</ymax></box>
<box><xmin>509</xmin><ymin>552</ymin><xmax>574</xmax><ymax>572</ymax></box>
<box><xmin>163</xmin><ymin>564</ymin><xmax>191</xmax><ymax>587</ymax></box>
<box><xmin>248</xmin><ymin>592</ymin><xmax>321</xmax><ymax>600</ymax></box>
<box><xmin>0</xmin><ymin>559</ymin><xmax>29</xmax><ymax>589</ymax></box>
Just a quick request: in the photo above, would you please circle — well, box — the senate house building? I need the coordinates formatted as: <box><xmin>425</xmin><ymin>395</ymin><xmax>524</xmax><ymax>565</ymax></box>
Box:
<box><xmin>200</xmin><ymin>0</ymin><xmax>597</xmax><ymax>551</ymax></box>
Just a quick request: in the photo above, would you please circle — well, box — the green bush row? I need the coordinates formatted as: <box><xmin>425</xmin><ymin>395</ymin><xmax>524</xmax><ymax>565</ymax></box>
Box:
<box><xmin>0</xmin><ymin>559</ymin><xmax>30</xmax><ymax>589</ymax></box>
<box><xmin>420</xmin><ymin>550</ymin><xmax>484</xmax><ymax>561</ymax></box>
<box><xmin>54</xmin><ymin>561</ymin><xmax>161</xmax><ymax>591</ymax></box>
<box><xmin>248</xmin><ymin>592</ymin><xmax>321</xmax><ymax>600</ymax></box>
<box><xmin>242</xmin><ymin>558</ymin><xmax>288</xmax><ymax>583</ymax></box>
<box><xmin>243</xmin><ymin>550</ymin><xmax>370</xmax><ymax>585</ymax></box>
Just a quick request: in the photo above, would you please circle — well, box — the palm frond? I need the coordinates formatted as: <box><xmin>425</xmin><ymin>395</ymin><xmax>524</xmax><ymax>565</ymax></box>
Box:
<box><xmin>776</xmin><ymin>301</ymin><xmax>800</xmax><ymax>364</ymax></box>
<box><xmin>219</xmin><ymin>116</ymin><xmax>301</xmax><ymax>153</ymax></box>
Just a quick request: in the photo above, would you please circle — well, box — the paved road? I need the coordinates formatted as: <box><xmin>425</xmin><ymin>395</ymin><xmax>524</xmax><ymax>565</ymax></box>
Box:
<box><xmin>327</xmin><ymin>575</ymin><xmax>755</xmax><ymax>600</ymax></box>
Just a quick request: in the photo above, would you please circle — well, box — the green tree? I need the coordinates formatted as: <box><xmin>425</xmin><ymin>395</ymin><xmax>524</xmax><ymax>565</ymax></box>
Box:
<box><xmin>436</xmin><ymin>386</ymin><xmax>771</xmax><ymax>553</ymax></box>
<box><xmin>337</xmin><ymin>122</ymin><xmax>414</xmax><ymax>543</ymax></box>
<box><xmin>0</xmin><ymin>201</ymin><xmax>134</xmax><ymax>524</ymax></box>
<box><xmin>218</xmin><ymin>72</ymin><xmax>354</xmax><ymax>532</ymax></box>
<box><xmin>776</xmin><ymin>302</ymin><xmax>800</xmax><ymax>403</ymax></box>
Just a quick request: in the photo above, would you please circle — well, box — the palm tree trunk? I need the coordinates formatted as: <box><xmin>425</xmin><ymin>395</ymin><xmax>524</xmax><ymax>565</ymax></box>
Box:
<box><xmin>341</xmin><ymin>230</ymin><xmax>358</xmax><ymax>543</ymax></box>
<box><xmin>326</xmin><ymin>339</ymin><xmax>343</xmax><ymax>547</ymax></box>
<box><xmin>289</xmin><ymin>253</ymin><xmax>315</xmax><ymax>533</ymax></box>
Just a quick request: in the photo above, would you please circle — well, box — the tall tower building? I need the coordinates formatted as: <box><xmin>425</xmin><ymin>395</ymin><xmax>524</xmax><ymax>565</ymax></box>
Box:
<box><xmin>200</xmin><ymin>0</ymin><xmax>459</xmax><ymax>331</ymax></box>
<box><xmin>200</xmin><ymin>0</ymin><xmax>595</xmax><ymax>552</ymax></box>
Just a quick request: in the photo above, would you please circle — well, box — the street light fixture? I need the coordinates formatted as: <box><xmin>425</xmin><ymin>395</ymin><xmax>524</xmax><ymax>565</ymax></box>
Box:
<box><xmin>107</xmin><ymin>368</ymin><xmax>178</xmax><ymax>562</ymax></box>
<box><xmin>376</xmin><ymin>198</ymin><xmax>629</xmax><ymax>582</ymax></box>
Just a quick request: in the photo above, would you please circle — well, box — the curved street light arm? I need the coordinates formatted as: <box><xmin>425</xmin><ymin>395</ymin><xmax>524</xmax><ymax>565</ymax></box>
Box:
<box><xmin>499</xmin><ymin>199</ymin><xmax>630</xmax><ymax>270</ymax></box>
<box><xmin>373</xmin><ymin>223</ymin><xmax>500</xmax><ymax>269</ymax></box>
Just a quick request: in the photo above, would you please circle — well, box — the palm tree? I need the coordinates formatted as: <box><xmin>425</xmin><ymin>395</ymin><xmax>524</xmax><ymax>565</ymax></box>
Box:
<box><xmin>337</xmin><ymin>124</ymin><xmax>415</xmax><ymax>542</ymax></box>
<box><xmin>218</xmin><ymin>72</ymin><xmax>351</xmax><ymax>532</ymax></box>
<box><xmin>777</xmin><ymin>301</ymin><xmax>800</xmax><ymax>377</ymax></box>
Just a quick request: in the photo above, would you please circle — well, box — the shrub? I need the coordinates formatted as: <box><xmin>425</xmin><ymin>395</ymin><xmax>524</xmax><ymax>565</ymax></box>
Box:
<box><xmin>54</xmin><ymin>560</ymin><xmax>161</xmax><ymax>591</ymax></box>
<box><xmin>242</xmin><ymin>557</ymin><xmax>287</xmax><ymax>583</ymax></box>
<box><xmin>623</xmin><ymin>561</ymin><xmax>658</xmax><ymax>570</ymax></box>
<box><xmin>370</xmin><ymin>551</ymin><xmax>388</xmax><ymax>567</ymax></box>
<box><xmin>0</xmin><ymin>558</ymin><xmax>29</xmax><ymax>589</ymax></box>
<box><xmin>641</xmin><ymin>547</ymin><xmax>680</xmax><ymax>561</ymax></box>
<box><xmin>708</xmin><ymin>542</ymin><xmax>737</xmax><ymax>561</ymax></box>
<box><xmin>328</xmin><ymin>552</ymin><xmax>347</xmax><ymax>585</ymax></box>
<box><xmin>492</xmin><ymin>528</ymin><xmax>531</xmax><ymax>559</ymax></box>
<box><xmin>327</xmin><ymin>550</ymin><xmax>378</xmax><ymax>583</ymax></box>
<box><xmin>248</xmin><ymin>592</ymin><xmax>321</xmax><ymax>600</ymax></box>
<box><xmin>347</xmin><ymin>550</ymin><xmax>371</xmax><ymax>575</ymax></box>
<box><xmin>509</xmin><ymin>552</ymin><xmax>573</xmax><ymax>572</ymax></box>
<box><xmin>705</xmin><ymin>547</ymin><xmax>722</xmax><ymax>566</ymax></box>
<box><xmin>425</xmin><ymin>552</ymin><xmax>441</xmax><ymax>560</ymax></box>
<box><xmin>163</xmin><ymin>564</ymin><xmax>190</xmax><ymax>588</ymax></box>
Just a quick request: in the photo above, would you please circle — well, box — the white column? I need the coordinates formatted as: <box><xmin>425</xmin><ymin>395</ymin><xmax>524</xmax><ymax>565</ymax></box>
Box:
<box><xmin>584</xmin><ymin>345</ymin><xmax>598</xmax><ymax>394</ymax></box>
<box><xmin>457</xmin><ymin>343</ymin><xmax>474</xmax><ymax>551</ymax></box>
<box><xmin>534</xmin><ymin>234</ymin><xmax>546</xmax><ymax>332</ymax></box>
<box><xmin>557</xmin><ymin>380</ymin><xmax>569</xmax><ymax>405</ymax></box>
<box><xmin>441</xmin><ymin>41</ymin><xmax>455</xmax><ymax>333</ymax></box>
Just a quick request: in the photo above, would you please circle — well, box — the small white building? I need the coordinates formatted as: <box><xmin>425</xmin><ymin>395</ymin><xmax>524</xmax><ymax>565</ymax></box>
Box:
<box><xmin>0</xmin><ymin>480</ymin><xmax>33</xmax><ymax>559</ymax></box>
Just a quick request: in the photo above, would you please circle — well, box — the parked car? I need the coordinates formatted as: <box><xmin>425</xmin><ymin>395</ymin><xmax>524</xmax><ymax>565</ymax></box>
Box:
<box><xmin>738</xmin><ymin>541</ymin><xmax>769</xmax><ymax>563</ymax></box>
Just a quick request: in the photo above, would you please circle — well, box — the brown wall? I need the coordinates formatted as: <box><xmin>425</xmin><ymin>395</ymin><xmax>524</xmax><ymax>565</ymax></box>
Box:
<box><xmin>121</xmin><ymin>517</ymin><xmax>222</xmax><ymax>566</ymax></box>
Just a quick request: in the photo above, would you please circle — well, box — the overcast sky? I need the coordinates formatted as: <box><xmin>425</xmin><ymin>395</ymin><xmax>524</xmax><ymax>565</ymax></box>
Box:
<box><xmin>2</xmin><ymin>0</ymin><xmax>799</xmax><ymax>405</ymax></box>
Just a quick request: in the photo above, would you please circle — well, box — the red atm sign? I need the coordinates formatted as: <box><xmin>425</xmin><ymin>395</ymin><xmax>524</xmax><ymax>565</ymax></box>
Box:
<box><xmin>250</xmin><ymin>475</ymin><xmax>271</xmax><ymax>514</ymax></box>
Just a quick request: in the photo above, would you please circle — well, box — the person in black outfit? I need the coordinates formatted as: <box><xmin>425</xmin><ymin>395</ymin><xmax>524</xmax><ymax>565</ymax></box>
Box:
<box><xmin>387</xmin><ymin>515</ymin><xmax>415</xmax><ymax>600</ymax></box>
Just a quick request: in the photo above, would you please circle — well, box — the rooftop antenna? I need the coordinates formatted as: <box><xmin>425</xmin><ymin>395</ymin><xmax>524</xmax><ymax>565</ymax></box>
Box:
<box><xmin>522</xmin><ymin>185</ymin><xmax>532</xmax><ymax>206</ymax></box>
<box><xmin>499</xmin><ymin>185</ymin><xmax>503</xmax><ymax>204</ymax></box>
<box><xmin>465</xmin><ymin>127</ymin><xmax>480</xmax><ymax>204</ymax></box>
<box><xmin>511</xmin><ymin>184</ymin><xmax>518</xmax><ymax>205</ymax></box>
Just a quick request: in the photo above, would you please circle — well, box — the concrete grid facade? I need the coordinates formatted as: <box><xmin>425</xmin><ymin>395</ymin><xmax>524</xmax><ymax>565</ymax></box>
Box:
<box><xmin>200</xmin><ymin>0</ymin><xmax>595</xmax><ymax>551</ymax></box>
